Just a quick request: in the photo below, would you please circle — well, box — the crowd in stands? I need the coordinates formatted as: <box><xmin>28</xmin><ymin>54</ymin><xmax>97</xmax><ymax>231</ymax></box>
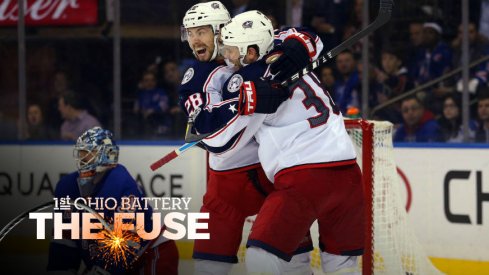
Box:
<box><xmin>1</xmin><ymin>0</ymin><xmax>489</xmax><ymax>143</ymax></box>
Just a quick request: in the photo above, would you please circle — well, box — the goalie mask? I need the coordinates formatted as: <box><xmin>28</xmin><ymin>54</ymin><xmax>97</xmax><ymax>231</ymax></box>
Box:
<box><xmin>220</xmin><ymin>10</ymin><xmax>274</xmax><ymax>66</ymax></box>
<box><xmin>73</xmin><ymin>127</ymin><xmax>119</xmax><ymax>196</ymax></box>
<box><xmin>181</xmin><ymin>1</ymin><xmax>230</xmax><ymax>61</ymax></box>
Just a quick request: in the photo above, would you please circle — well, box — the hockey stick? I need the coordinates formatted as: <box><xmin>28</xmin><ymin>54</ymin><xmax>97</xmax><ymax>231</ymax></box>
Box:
<box><xmin>150</xmin><ymin>0</ymin><xmax>393</xmax><ymax>170</ymax></box>
<box><xmin>150</xmin><ymin>141</ymin><xmax>198</xmax><ymax>171</ymax></box>
<box><xmin>280</xmin><ymin>0</ymin><xmax>393</xmax><ymax>86</ymax></box>
<box><xmin>0</xmin><ymin>201</ymin><xmax>55</xmax><ymax>244</ymax></box>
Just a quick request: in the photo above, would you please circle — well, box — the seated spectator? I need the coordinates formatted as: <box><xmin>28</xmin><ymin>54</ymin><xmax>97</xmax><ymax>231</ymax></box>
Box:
<box><xmin>162</xmin><ymin>61</ymin><xmax>186</xmax><ymax>138</ymax></box>
<box><xmin>46</xmin><ymin>70</ymin><xmax>71</xmax><ymax>133</ymax></box>
<box><xmin>332</xmin><ymin>50</ymin><xmax>360</xmax><ymax>114</ymax></box>
<box><xmin>25</xmin><ymin>103</ymin><xmax>54</xmax><ymax>140</ymax></box>
<box><xmin>58</xmin><ymin>91</ymin><xmax>101</xmax><ymax>141</ymax></box>
<box><xmin>394</xmin><ymin>95</ymin><xmax>440</xmax><ymax>142</ymax></box>
<box><xmin>406</xmin><ymin>21</ymin><xmax>425</xmax><ymax>80</ymax></box>
<box><xmin>414</xmin><ymin>22</ymin><xmax>453</xmax><ymax>114</ymax></box>
<box><xmin>476</xmin><ymin>92</ymin><xmax>489</xmax><ymax>143</ymax></box>
<box><xmin>134</xmin><ymin>71</ymin><xmax>171</xmax><ymax>138</ymax></box>
<box><xmin>437</xmin><ymin>93</ymin><xmax>477</xmax><ymax>142</ymax></box>
<box><xmin>319</xmin><ymin>66</ymin><xmax>336</xmax><ymax>93</ymax></box>
<box><xmin>452</xmin><ymin>22</ymin><xmax>489</xmax><ymax>94</ymax></box>
<box><xmin>373</xmin><ymin>47</ymin><xmax>413</xmax><ymax>124</ymax></box>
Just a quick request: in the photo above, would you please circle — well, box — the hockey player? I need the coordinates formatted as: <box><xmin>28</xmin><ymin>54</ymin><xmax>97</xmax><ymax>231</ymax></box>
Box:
<box><xmin>202</xmin><ymin>11</ymin><xmax>365</xmax><ymax>275</ymax></box>
<box><xmin>179</xmin><ymin>1</ymin><xmax>317</xmax><ymax>274</ymax></box>
<box><xmin>47</xmin><ymin>127</ymin><xmax>178</xmax><ymax>275</ymax></box>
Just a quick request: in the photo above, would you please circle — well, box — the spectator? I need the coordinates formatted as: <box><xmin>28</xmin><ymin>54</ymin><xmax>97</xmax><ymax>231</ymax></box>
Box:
<box><xmin>332</xmin><ymin>50</ymin><xmax>360</xmax><ymax>114</ymax></box>
<box><xmin>415</xmin><ymin>23</ymin><xmax>453</xmax><ymax>86</ymax></box>
<box><xmin>134</xmin><ymin>71</ymin><xmax>171</xmax><ymax>138</ymax></box>
<box><xmin>394</xmin><ymin>95</ymin><xmax>440</xmax><ymax>142</ymax></box>
<box><xmin>452</xmin><ymin>22</ymin><xmax>489</xmax><ymax>94</ymax></box>
<box><xmin>161</xmin><ymin>61</ymin><xmax>186</xmax><ymax>138</ymax></box>
<box><xmin>406</xmin><ymin>21</ymin><xmax>425</xmax><ymax>80</ymax></box>
<box><xmin>372</xmin><ymin>47</ymin><xmax>413</xmax><ymax>123</ymax></box>
<box><xmin>437</xmin><ymin>93</ymin><xmax>477</xmax><ymax>142</ymax></box>
<box><xmin>46</xmin><ymin>70</ymin><xmax>71</xmax><ymax>133</ymax></box>
<box><xmin>476</xmin><ymin>92</ymin><xmax>489</xmax><ymax>142</ymax></box>
<box><xmin>414</xmin><ymin>22</ymin><xmax>453</xmax><ymax>114</ymax></box>
<box><xmin>58</xmin><ymin>91</ymin><xmax>101</xmax><ymax>141</ymax></box>
<box><xmin>25</xmin><ymin>103</ymin><xmax>54</xmax><ymax>140</ymax></box>
<box><xmin>303</xmin><ymin>0</ymin><xmax>352</xmax><ymax>51</ymax></box>
<box><xmin>342</xmin><ymin>0</ymin><xmax>363</xmax><ymax>55</ymax></box>
<box><xmin>319</xmin><ymin>66</ymin><xmax>336</xmax><ymax>93</ymax></box>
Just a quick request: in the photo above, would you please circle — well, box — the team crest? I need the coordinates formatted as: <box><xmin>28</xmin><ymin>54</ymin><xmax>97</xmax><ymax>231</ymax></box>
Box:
<box><xmin>211</xmin><ymin>3</ymin><xmax>220</xmax><ymax>9</ymax></box>
<box><xmin>227</xmin><ymin>74</ymin><xmax>243</xmax><ymax>93</ymax></box>
<box><xmin>242</xmin><ymin>21</ymin><xmax>253</xmax><ymax>29</ymax></box>
<box><xmin>181</xmin><ymin>68</ymin><xmax>194</xmax><ymax>84</ymax></box>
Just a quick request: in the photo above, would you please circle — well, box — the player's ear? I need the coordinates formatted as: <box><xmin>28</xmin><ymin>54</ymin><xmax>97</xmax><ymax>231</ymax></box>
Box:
<box><xmin>246</xmin><ymin>46</ymin><xmax>259</xmax><ymax>63</ymax></box>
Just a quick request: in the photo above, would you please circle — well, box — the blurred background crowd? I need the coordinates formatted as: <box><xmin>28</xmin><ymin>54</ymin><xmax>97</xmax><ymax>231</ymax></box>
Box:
<box><xmin>1</xmin><ymin>0</ymin><xmax>489</xmax><ymax>143</ymax></box>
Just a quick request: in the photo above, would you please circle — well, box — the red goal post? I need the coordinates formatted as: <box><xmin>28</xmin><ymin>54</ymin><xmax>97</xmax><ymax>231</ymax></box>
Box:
<box><xmin>345</xmin><ymin>119</ymin><xmax>441</xmax><ymax>275</ymax></box>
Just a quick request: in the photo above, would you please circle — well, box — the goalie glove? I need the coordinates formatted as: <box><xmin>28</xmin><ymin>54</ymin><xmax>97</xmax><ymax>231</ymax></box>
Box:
<box><xmin>269</xmin><ymin>32</ymin><xmax>316</xmax><ymax>82</ymax></box>
<box><xmin>238</xmin><ymin>79</ymin><xmax>290</xmax><ymax>115</ymax></box>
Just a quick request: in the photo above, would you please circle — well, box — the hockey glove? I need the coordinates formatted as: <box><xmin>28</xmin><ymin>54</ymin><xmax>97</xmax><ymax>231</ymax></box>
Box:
<box><xmin>238</xmin><ymin>79</ymin><xmax>290</xmax><ymax>115</ymax></box>
<box><xmin>270</xmin><ymin>33</ymin><xmax>316</xmax><ymax>82</ymax></box>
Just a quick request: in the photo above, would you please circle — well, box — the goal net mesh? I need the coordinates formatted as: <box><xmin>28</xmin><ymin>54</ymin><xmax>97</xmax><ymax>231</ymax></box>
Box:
<box><xmin>345</xmin><ymin>119</ymin><xmax>441</xmax><ymax>274</ymax></box>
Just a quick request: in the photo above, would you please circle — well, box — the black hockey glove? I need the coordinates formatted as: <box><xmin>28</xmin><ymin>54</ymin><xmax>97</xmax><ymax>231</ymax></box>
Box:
<box><xmin>238</xmin><ymin>79</ymin><xmax>290</xmax><ymax>115</ymax></box>
<box><xmin>269</xmin><ymin>33</ymin><xmax>316</xmax><ymax>82</ymax></box>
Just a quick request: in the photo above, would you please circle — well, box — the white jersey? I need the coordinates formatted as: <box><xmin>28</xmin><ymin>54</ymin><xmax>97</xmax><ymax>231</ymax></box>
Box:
<box><xmin>202</xmin><ymin>68</ymin><xmax>357</xmax><ymax>182</ymax></box>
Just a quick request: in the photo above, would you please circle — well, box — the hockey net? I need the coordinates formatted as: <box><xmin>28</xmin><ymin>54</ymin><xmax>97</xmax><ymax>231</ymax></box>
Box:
<box><xmin>238</xmin><ymin>119</ymin><xmax>442</xmax><ymax>274</ymax></box>
<box><xmin>344</xmin><ymin>119</ymin><xmax>441</xmax><ymax>274</ymax></box>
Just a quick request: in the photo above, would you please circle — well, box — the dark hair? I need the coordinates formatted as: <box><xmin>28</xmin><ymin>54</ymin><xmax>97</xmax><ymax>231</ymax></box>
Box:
<box><xmin>61</xmin><ymin>91</ymin><xmax>85</xmax><ymax>110</ymax></box>
<box><xmin>478</xmin><ymin>86</ymin><xmax>489</xmax><ymax>101</ymax></box>
<box><xmin>443</xmin><ymin>93</ymin><xmax>462</xmax><ymax>110</ymax></box>
<box><xmin>401</xmin><ymin>94</ymin><xmax>424</xmax><ymax>107</ymax></box>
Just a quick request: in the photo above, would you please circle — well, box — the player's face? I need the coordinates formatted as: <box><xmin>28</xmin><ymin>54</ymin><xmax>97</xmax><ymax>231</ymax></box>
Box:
<box><xmin>443</xmin><ymin>98</ymin><xmax>459</xmax><ymax>121</ymax></box>
<box><xmin>401</xmin><ymin>99</ymin><xmax>424</xmax><ymax>127</ymax></box>
<box><xmin>75</xmin><ymin>149</ymin><xmax>97</xmax><ymax>170</ymax></box>
<box><xmin>220</xmin><ymin>44</ymin><xmax>241</xmax><ymax>67</ymax></box>
<box><xmin>186</xmin><ymin>26</ymin><xmax>215</xmax><ymax>62</ymax></box>
<box><xmin>478</xmin><ymin>98</ymin><xmax>489</xmax><ymax>121</ymax></box>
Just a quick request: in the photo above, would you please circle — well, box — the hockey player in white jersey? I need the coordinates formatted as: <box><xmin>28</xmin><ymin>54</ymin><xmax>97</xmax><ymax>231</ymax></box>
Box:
<box><xmin>202</xmin><ymin>11</ymin><xmax>365</xmax><ymax>275</ymax></box>
<box><xmin>179</xmin><ymin>2</ymin><xmax>316</xmax><ymax>274</ymax></box>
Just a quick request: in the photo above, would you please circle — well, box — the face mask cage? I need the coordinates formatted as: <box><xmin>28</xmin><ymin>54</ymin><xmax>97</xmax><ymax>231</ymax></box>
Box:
<box><xmin>73</xmin><ymin>144</ymin><xmax>101</xmax><ymax>172</ymax></box>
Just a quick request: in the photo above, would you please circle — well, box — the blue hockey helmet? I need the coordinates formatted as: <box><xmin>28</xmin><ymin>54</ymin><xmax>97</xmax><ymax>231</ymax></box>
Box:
<box><xmin>73</xmin><ymin>127</ymin><xmax>119</xmax><ymax>174</ymax></box>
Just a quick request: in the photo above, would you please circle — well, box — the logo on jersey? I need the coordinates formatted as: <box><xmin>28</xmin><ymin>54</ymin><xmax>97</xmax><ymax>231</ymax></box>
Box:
<box><xmin>242</xmin><ymin>21</ymin><xmax>253</xmax><ymax>29</ymax></box>
<box><xmin>227</xmin><ymin>74</ymin><xmax>243</xmax><ymax>93</ymax></box>
<box><xmin>181</xmin><ymin>68</ymin><xmax>194</xmax><ymax>85</ymax></box>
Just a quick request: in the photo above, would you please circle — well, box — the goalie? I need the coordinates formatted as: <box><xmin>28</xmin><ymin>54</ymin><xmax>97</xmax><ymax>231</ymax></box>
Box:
<box><xmin>46</xmin><ymin>127</ymin><xmax>178</xmax><ymax>275</ymax></box>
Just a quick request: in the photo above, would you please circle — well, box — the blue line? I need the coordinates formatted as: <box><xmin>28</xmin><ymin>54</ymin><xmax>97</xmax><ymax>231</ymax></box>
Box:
<box><xmin>394</xmin><ymin>142</ymin><xmax>489</xmax><ymax>149</ymax></box>
<box><xmin>0</xmin><ymin>140</ymin><xmax>186</xmax><ymax>146</ymax></box>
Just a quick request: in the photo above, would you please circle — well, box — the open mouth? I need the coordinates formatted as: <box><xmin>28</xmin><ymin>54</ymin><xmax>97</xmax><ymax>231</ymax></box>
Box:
<box><xmin>195</xmin><ymin>48</ymin><xmax>207</xmax><ymax>56</ymax></box>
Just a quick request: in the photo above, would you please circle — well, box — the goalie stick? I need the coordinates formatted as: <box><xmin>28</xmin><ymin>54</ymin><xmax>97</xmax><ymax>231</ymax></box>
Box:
<box><xmin>151</xmin><ymin>0</ymin><xmax>394</xmax><ymax>170</ymax></box>
<box><xmin>0</xmin><ymin>201</ymin><xmax>54</xmax><ymax>243</ymax></box>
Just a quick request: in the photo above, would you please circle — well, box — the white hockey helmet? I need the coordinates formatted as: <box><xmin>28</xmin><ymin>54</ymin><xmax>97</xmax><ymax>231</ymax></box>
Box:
<box><xmin>220</xmin><ymin>10</ymin><xmax>274</xmax><ymax>62</ymax></box>
<box><xmin>181</xmin><ymin>1</ymin><xmax>231</xmax><ymax>60</ymax></box>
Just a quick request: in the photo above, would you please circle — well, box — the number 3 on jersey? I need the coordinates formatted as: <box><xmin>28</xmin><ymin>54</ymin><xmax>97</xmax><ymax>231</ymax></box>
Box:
<box><xmin>296</xmin><ymin>81</ymin><xmax>340</xmax><ymax>128</ymax></box>
<box><xmin>184</xmin><ymin>93</ymin><xmax>204</xmax><ymax>114</ymax></box>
